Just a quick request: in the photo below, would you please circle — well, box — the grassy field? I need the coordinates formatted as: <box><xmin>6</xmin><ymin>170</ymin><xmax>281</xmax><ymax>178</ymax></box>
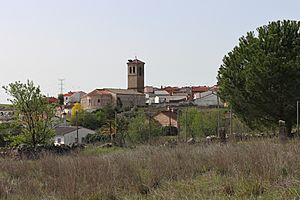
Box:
<box><xmin>1</xmin><ymin>140</ymin><xmax>300</xmax><ymax>199</ymax></box>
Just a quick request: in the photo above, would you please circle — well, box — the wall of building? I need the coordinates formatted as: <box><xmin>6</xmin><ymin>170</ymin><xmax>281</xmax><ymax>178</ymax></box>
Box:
<box><xmin>55</xmin><ymin>128</ymin><xmax>95</xmax><ymax>146</ymax></box>
<box><xmin>194</xmin><ymin>94</ymin><xmax>223</xmax><ymax>107</ymax></box>
<box><xmin>113</xmin><ymin>93</ymin><xmax>146</xmax><ymax>109</ymax></box>
<box><xmin>54</xmin><ymin>136</ymin><xmax>64</xmax><ymax>146</ymax></box>
<box><xmin>81</xmin><ymin>94</ymin><xmax>113</xmax><ymax>111</ymax></box>
<box><xmin>69</xmin><ymin>92</ymin><xmax>85</xmax><ymax>103</ymax></box>
<box><xmin>128</xmin><ymin>63</ymin><xmax>144</xmax><ymax>93</ymax></box>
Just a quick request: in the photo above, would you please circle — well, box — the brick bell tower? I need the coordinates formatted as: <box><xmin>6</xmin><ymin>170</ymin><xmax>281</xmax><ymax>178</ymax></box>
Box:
<box><xmin>127</xmin><ymin>58</ymin><xmax>145</xmax><ymax>93</ymax></box>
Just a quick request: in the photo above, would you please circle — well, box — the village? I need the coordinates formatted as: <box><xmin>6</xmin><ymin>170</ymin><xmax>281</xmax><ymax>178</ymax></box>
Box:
<box><xmin>0</xmin><ymin>58</ymin><xmax>225</xmax><ymax>147</ymax></box>
<box><xmin>1</xmin><ymin>0</ymin><xmax>299</xmax><ymax>198</ymax></box>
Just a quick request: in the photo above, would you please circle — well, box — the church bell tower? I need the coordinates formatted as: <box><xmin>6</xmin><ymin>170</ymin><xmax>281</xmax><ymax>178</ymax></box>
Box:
<box><xmin>127</xmin><ymin>58</ymin><xmax>145</xmax><ymax>93</ymax></box>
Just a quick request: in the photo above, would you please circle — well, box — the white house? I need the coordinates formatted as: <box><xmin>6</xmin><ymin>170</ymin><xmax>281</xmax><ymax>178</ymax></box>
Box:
<box><xmin>193</xmin><ymin>92</ymin><xmax>224</xmax><ymax>107</ymax></box>
<box><xmin>54</xmin><ymin>126</ymin><xmax>95</xmax><ymax>146</ymax></box>
<box><xmin>69</xmin><ymin>91</ymin><xmax>87</xmax><ymax>104</ymax></box>
<box><xmin>63</xmin><ymin>92</ymin><xmax>75</xmax><ymax>105</ymax></box>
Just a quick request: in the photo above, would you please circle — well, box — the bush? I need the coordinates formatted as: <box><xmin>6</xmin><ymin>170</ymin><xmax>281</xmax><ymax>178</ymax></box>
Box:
<box><xmin>85</xmin><ymin>133</ymin><xmax>111</xmax><ymax>143</ymax></box>
<box><xmin>161</xmin><ymin>126</ymin><xmax>178</xmax><ymax>136</ymax></box>
<box><xmin>126</xmin><ymin>110</ymin><xmax>162</xmax><ymax>144</ymax></box>
<box><xmin>70</xmin><ymin>104</ymin><xmax>116</xmax><ymax>130</ymax></box>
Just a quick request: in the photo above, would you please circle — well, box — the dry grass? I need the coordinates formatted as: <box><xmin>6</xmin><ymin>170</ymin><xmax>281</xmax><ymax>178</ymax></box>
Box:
<box><xmin>1</xmin><ymin>140</ymin><xmax>300</xmax><ymax>199</ymax></box>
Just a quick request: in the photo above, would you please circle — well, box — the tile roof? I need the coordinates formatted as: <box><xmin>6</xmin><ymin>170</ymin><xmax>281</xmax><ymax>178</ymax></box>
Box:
<box><xmin>154</xmin><ymin>111</ymin><xmax>177</xmax><ymax>121</ymax></box>
<box><xmin>55</xmin><ymin>127</ymin><xmax>78</xmax><ymax>136</ymax></box>
<box><xmin>86</xmin><ymin>89</ymin><xmax>112</xmax><ymax>97</ymax></box>
<box><xmin>71</xmin><ymin>91</ymin><xmax>87</xmax><ymax>96</ymax></box>
<box><xmin>64</xmin><ymin>92</ymin><xmax>75</xmax><ymax>97</ymax></box>
<box><xmin>154</xmin><ymin>90</ymin><xmax>170</xmax><ymax>95</ymax></box>
<box><xmin>192</xmin><ymin>86</ymin><xmax>209</xmax><ymax>93</ymax></box>
<box><xmin>105</xmin><ymin>88</ymin><xmax>144</xmax><ymax>95</ymax></box>
<box><xmin>48</xmin><ymin>97</ymin><xmax>58</xmax><ymax>104</ymax></box>
<box><xmin>127</xmin><ymin>58</ymin><xmax>145</xmax><ymax>64</ymax></box>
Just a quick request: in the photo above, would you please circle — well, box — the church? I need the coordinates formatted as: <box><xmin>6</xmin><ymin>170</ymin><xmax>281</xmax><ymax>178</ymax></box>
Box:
<box><xmin>81</xmin><ymin>58</ymin><xmax>146</xmax><ymax>111</ymax></box>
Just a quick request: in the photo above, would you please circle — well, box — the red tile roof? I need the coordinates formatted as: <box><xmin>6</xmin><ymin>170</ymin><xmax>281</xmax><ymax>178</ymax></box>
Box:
<box><xmin>48</xmin><ymin>97</ymin><xmax>58</xmax><ymax>104</ymax></box>
<box><xmin>192</xmin><ymin>86</ymin><xmax>209</xmax><ymax>93</ymax></box>
<box><xmin>163</xmin><ymin>86</ymin><xmax>179</xmax><ymax>95</ymax></box>
<box><xmin>63</xmin><ymin>92</ymin><xmax>75</xmax><ymax>97</ymax></box>
<box><xmin>86</xmin><ymin>89</ymin><xmax>112</xmax><ymax>97</ymax></box>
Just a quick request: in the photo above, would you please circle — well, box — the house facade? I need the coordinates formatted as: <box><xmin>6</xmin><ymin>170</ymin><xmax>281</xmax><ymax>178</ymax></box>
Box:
<box><xmin>54</xmin><ymin>126</ymin><xmax>95</xmax><ymax>146</ymax></box>
<box><xmin>105</xmin><ymin>88</ymin><xmax>145</xmax><ymax>109</ymax></box>
<box><xmin>81</xmin><ymin>88</ymin><xmax>145</xmax><ymax>111</ymax></box>
<box><xmin>193</xmin><ymin>91</ymin><xmax>223</xmax><ymax>107</ymax></box>
<box><xmin>81</xmin><ymin>89</ymin><xmax>113</xmax><ymax>111</ymax></box>
<box><xmin>145</xmin><ymin>89</ymin><xmax>188</xmax><ymax>105</ymax></box>
<box><xmin>69</xmin><ymin>91</ymin><xmax>87</xmax><ymax>104</ymax></box>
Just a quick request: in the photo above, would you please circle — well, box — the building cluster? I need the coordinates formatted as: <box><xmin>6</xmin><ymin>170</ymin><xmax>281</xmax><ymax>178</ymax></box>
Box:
<box><xmin>144</xmin><ymin>85</ymin><xmax>220</xmax><ymax>107</ymax></box>
<box><xmin>0</xmin><ymin>58</ymin><xmax>224</xmax><ymax>146</ymax></box>
<box><xmin>54</xmin><ymin>58</ymin><xmax>224</xmax><ymax>116</ymax></box>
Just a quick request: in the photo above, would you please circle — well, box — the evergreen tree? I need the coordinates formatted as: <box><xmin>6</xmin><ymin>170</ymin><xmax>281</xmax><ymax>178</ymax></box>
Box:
<box><xmin>218</xmin><ymin>20</ymin><xmax>300</xmax><ymax>134</ymax></box>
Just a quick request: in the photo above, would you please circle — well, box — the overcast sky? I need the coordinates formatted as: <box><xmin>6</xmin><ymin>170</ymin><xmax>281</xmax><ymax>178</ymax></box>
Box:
<box><xmin>0</xmin><ymin>0</ymin><xmax>299</xmax><ymax>103</ymax></box>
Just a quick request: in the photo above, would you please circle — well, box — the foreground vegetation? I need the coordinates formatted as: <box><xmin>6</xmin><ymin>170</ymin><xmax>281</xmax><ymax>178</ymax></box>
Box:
<box><xmin>1</xmin><ymin>139</ymin><xmax>300</xmax><ymax>199</ymax></box>
<box><xmin>218</xmin><ymin>20</ymin><xmax>300</xmax><ymax>133</ymax></box>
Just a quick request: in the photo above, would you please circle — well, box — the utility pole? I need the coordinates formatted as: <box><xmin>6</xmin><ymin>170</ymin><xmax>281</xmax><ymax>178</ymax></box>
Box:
<box><xmin>76</xmin><ymin>111</ymin><xmax>79</xmax><ymax>145</ymax></box>
<box><xmin>168</xmin><ymin>106</ymin><xmax>172</xmax><ymax>135</ymax></box>
<box><xmin>148</xmin><ymin>112</ymin><xmax>151</xmax><ymax>141</ymax></box>
<box><xmin>113</xmin><ymin>111</ymin><xmax>117</xmax><ymax>145</ymax></box>
<box><xmin>185</xmin><ymin>109</ymin><xmax>187</xmax><ymax>142</ymax></box>
<box><xmin>177</xmin><ymin>109</ymin><xmax>180</xmax><ymax>140</ymax></box>
<box><xmin>109</xmin><ymin>120</ymin><xmax>112</xmax><ymax>143</ymax></box>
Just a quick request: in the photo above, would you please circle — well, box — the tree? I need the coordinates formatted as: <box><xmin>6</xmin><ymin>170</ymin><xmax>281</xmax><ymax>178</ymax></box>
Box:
<box><xmin>70</xmin><ymin>111</ymin><xmax>99</xmax><ymax>130</ymax></box>
<box><xmin>58</xmin><ymin>94</ymin><xmax>64</xmax><ymax>105</ymax></box>
<box><xmin>69</xmin><ymin>105</ymin><xmax>115</xmax><ymax>130</ymax></box>
<box><xmin>71</xmin><ymin>103</ymin><xmax>83</xmax><ymax>117</ymax></box>
<box><xmin>179</xmin><ymin>107</ymin><xmax>222</xmax><ymax>138</ymax></box>
<box><xmin>3</xmin><ymin>81</ymin><xmax>56</xmax><ymax>147</ymax></box>
<box><xmin>126</xmin><ymin>110</ymin><xmax>161</xmax><ymax>144</ymax></box>
<box><xmin>0</xmin><ymin>122</ymin><xmax>23</xmax><ymax>147</ymax></box>
<box><xmin>217</xmin><ymin>20</ymin><xmax>300</xmax><ymax>134</ymax></box>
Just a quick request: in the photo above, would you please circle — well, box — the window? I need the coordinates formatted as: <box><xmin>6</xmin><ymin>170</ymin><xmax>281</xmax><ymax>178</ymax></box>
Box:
<box><xmin>130</xmin><ymin>67</ymin><xmax>132</xmax><ymax>74</ymax></box>
<box><xmin>57</xmin><ymin>138</ymin><xmax>61</xmax><ymax>144</ymax></box>
<box><xmin>139</xmin><ymin>67</ymin><xmax>142</xmax><ymax>76</ymax></box>
<box><xmin>98</xmin><ymin>99</ymin><xmax>100</xmax><ymax>103</ymax></box>
<box><xmin>133</xmin><ymin>67</ymin><xmax>135</xmax><ymax>74</ymax></box>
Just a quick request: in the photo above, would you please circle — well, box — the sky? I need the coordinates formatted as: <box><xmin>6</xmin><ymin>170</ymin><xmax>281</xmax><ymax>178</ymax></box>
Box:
<box><xmin>0</xmin><ymin>0</ymin><xmax>299</xmax><ymax>103</ymax></box>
